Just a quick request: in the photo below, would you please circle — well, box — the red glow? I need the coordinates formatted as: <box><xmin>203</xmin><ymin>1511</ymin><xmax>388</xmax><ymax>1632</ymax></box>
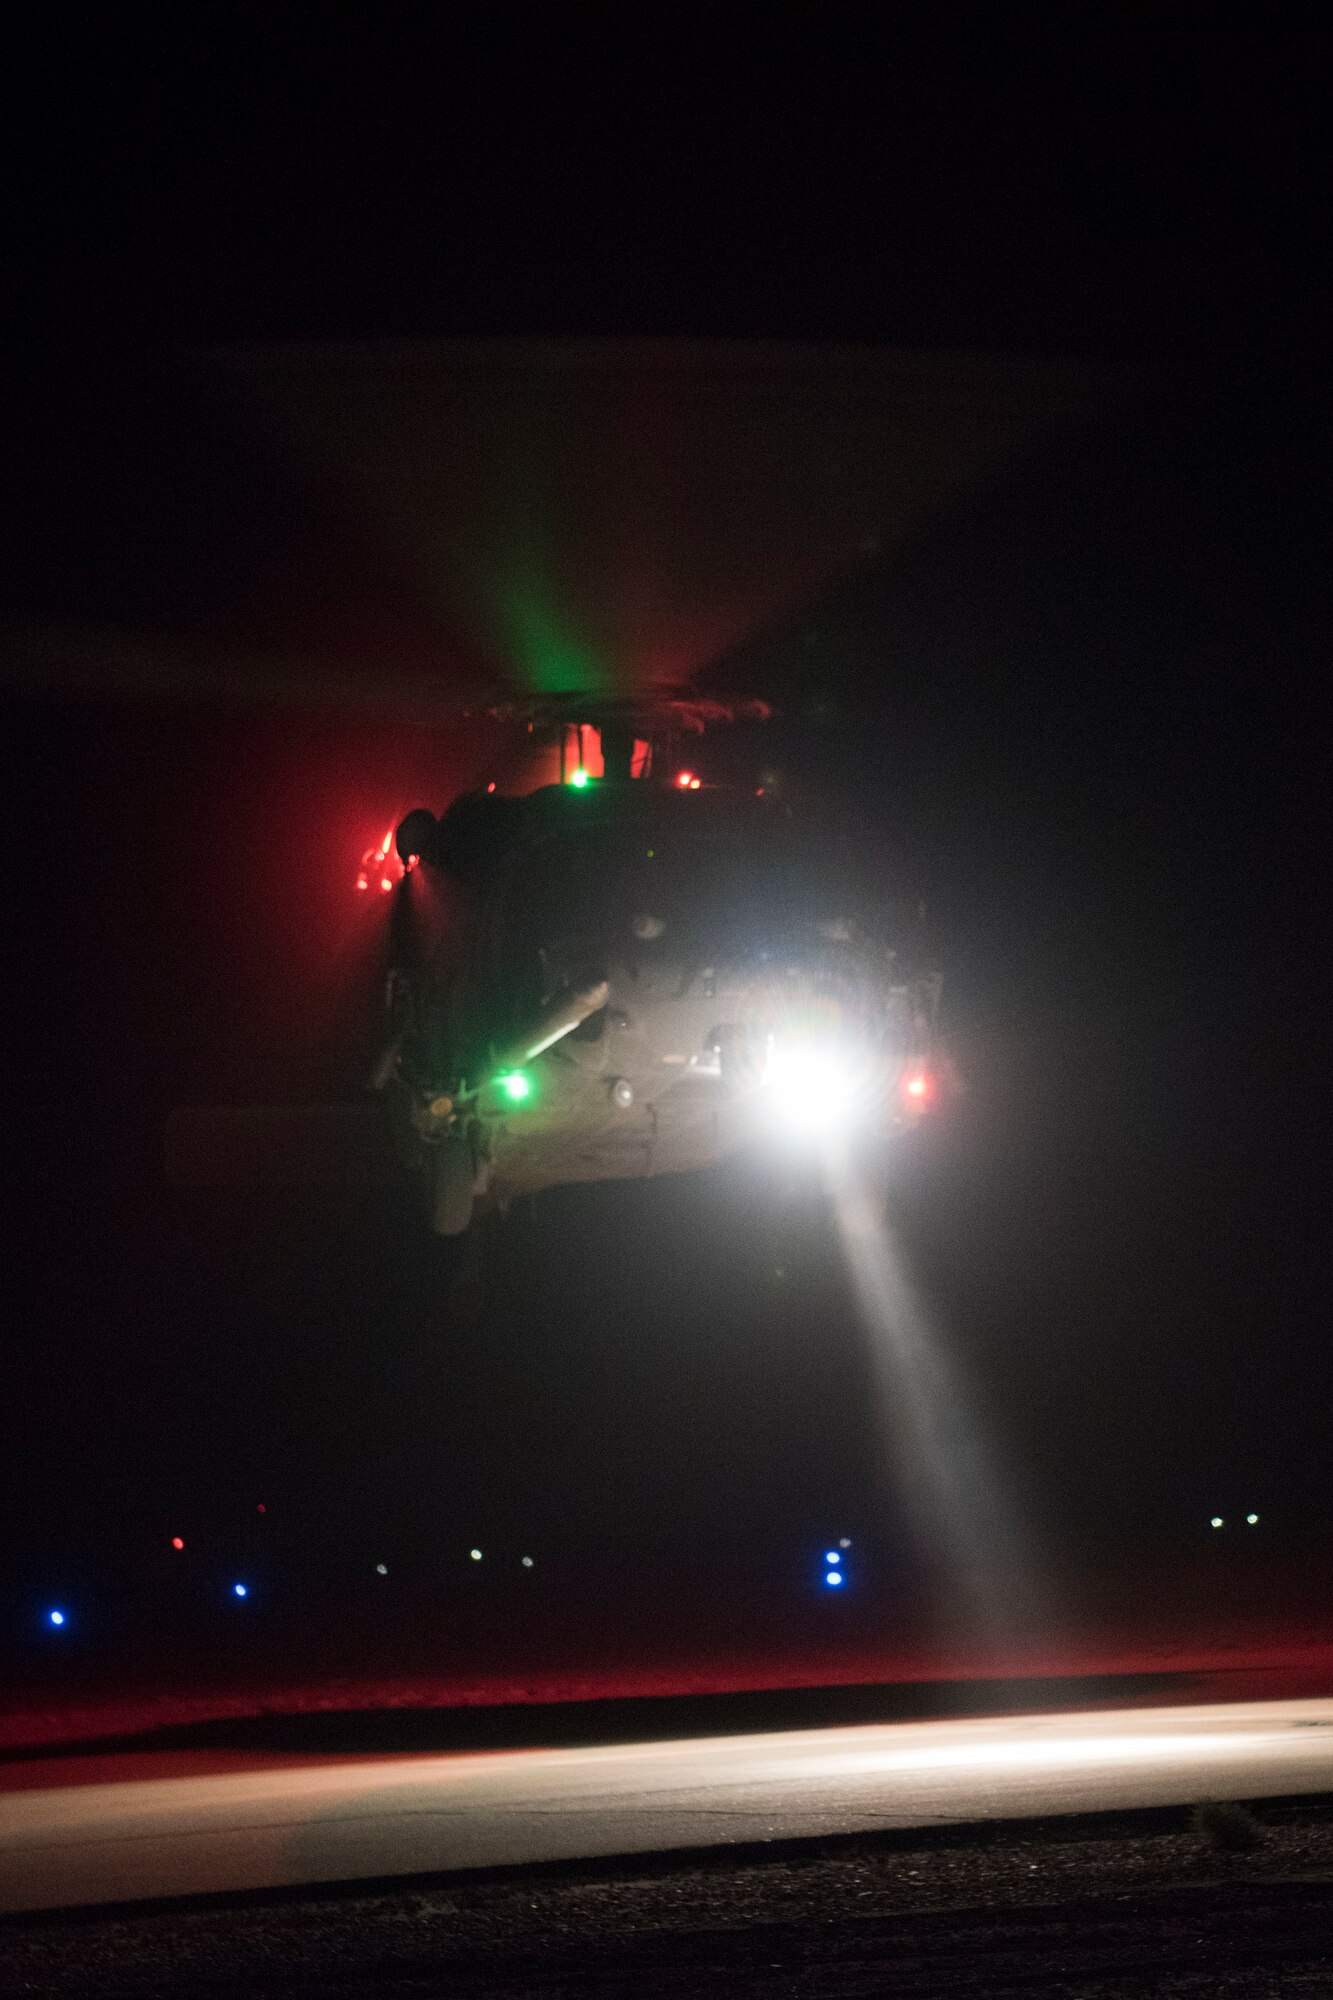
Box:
<box><xmin>358</xmin><ymin>824</ymin><xmax>408</xmax><ymax>897</ymax></box>
<box><xmin>170</xmin><ymin>1537</ymin><xmax>184</xmax><ymax>1550</ymax></box>
<box><xmin>676</xmin><ymin>771</ymin><xmax>694</xmax><ymax>788</ymax></box>
<box><xmin>903</xmin><ymin>1070</ymin><xmax>937</xmax><ymax>1107</ymax></box>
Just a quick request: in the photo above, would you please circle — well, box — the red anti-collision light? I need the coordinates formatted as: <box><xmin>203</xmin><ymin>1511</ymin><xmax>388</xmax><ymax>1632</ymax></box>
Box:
<box><xmin>358</xmin><ymin>826</ymin><xmax>406</xmax><ymax>895</ymax></box>
<box><xmin>676</xmin><ymin>771</ymin><xmax>694</xmax><ymax>788</ymax></box>
<box><xmin>903</xmin><ymin>1070</ymin><xmax>937</xmax><ymax>1106</ymax></box>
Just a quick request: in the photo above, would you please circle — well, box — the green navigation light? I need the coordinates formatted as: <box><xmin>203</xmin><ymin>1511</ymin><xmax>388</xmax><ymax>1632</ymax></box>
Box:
<box><xmin>497</xmin><ymin>1071</ymin><xmax>532</xmax><ymax>1103</ymax></box>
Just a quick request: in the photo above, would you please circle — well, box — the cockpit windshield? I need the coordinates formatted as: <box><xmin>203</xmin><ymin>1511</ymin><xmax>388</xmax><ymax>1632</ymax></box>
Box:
<box><xmin>500</xmin><ymin>817</ymin><xmax>915</xmax><ymax>974</ymax></box>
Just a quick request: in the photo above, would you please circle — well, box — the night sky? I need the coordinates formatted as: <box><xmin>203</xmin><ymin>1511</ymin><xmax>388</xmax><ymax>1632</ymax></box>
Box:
<box><xmin>1</xmin><ymin>16</ymin><xmax>1328</xmax><ymax>1659</ymax></box>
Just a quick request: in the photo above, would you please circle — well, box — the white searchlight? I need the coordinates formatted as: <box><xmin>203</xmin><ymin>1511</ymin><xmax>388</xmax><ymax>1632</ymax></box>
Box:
<box><xmin>760</xmin><ymin>1035</ymin><xmax>858</xmax><ymax>1136</ymax></box>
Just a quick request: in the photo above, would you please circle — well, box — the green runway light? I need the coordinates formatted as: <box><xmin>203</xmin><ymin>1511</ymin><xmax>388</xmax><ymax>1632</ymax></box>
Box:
<box><xmin>568</xmin><ymin>768</ymin><xmax>589</xmax><ymax>788</ymax></box>
<box><xmin>497</xmin><ymin>1071</ymin><xmax>532</xmax><ymax>1103</ymax></box>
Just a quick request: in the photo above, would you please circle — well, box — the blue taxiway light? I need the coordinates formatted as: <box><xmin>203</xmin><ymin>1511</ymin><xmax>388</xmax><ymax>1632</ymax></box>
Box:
<box><xmin>825</xmin><ymin>1571</ymin><xmax>844</xmax><ymax>1587</ymax></box>
<box><xmin>232</xmin><ymin>1583</ymin><xmax>248</xmax><ymax>1598</ymax></box>
<box><xmin>48</xmin><ymin>1609</ymin><xmax>66</xmax><ymax>1627</ymax></box>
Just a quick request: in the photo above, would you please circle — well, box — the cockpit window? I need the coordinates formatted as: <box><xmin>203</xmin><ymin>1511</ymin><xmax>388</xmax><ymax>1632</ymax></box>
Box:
<box><xmin>500</xmin><ymin>822</ymin><xmax>909</xmax><ymax>971</ymax></box>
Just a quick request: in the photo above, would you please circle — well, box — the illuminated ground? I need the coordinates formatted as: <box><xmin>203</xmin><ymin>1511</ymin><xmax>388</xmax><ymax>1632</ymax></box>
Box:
<box><xmin>6</xmin><ymin>1798</ymin><xmax>1333</xmax><ymax>1997</ymax></box>
<box><xmin>4</xmin><ymin>1694</ymin><xmax>1333</xmax><ymax>1917</ymax></box>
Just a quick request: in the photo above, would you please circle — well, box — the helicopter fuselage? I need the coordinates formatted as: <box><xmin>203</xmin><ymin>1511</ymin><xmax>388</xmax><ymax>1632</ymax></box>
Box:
<box><xmin>380</xmin><ymin>781</ymin><xmax>941</xmax><ymax>1230</ymax></box>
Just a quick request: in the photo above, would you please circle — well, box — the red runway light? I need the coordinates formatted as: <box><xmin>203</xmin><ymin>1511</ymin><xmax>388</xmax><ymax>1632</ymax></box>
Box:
<box><xmin>676</xmin><ymin>771</ymin><xmax>694</xmax><ymax>788</ymax></box>
<box><xmin>257</xmin><ymin>1503</ymin><xmax>266</xmax><ymax>1514</ymax></box>
<box><xmin>486</xmin><ymin>782</ymin><xmax>496</xmax><ymax>793</ymax></box>
<box><xmin>170</xmin><ymin>1537</ymin><xmax>184</xmax><ymax>1550</ymax></box>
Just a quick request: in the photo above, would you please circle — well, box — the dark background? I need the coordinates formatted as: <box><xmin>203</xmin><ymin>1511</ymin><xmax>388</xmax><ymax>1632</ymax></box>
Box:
<box><xmin>1</xmin><ymin>13</ymin><xmax>1328</xmax><ymax>1672</ymax></box>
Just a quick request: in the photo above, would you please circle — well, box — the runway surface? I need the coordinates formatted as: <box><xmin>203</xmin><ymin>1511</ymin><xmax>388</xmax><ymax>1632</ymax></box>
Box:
<box><xmin>4</xmin><ymin>1697</ymin><xmax>1333</xmax><ymax>1916</ymax></box>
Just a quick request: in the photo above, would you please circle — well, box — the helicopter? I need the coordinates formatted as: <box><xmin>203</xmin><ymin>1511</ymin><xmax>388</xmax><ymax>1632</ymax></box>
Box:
<box><xmin>368</xmin><ymin>693</ymin><xmax>943</xmax><ymax>1234</ymax></box>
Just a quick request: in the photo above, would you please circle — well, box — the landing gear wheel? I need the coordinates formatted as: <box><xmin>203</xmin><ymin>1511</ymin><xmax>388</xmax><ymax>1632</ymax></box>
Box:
<box><xmin>430</xmin><ymin>1133</ymin><xmax>475</xmax><ymax>1236</ymax></box>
